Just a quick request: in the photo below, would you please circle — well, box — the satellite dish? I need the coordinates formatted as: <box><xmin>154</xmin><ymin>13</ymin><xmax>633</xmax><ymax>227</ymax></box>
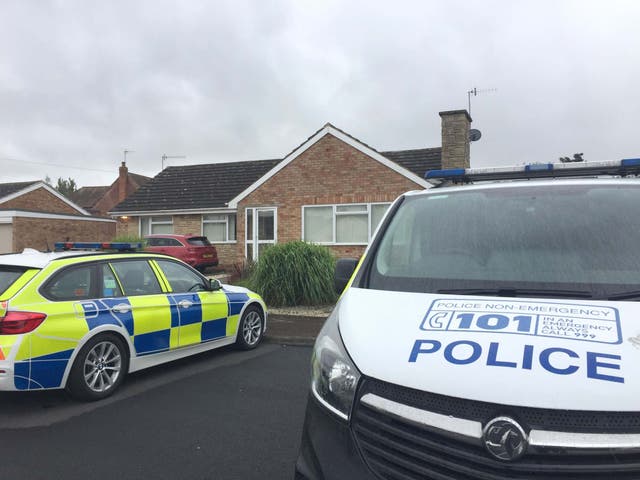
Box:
<box><xmin>469</xmin><ymin>129</ymin><xmax>482</xmax><ymax>142</ymax></box>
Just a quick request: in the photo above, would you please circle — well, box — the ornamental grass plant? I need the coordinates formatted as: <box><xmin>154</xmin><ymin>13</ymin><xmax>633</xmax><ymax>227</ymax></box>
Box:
<box><xmin>250</xmin><ymin>241</ymin><xmax>336</xmax><ymax>307</ymax></box>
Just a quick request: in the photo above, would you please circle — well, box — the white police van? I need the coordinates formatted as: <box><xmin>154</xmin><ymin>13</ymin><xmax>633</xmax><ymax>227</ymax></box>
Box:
<box><xmin>296</xmin><ymin>159</ymin><xmax>640</xmax><ymax>479</ymax></box>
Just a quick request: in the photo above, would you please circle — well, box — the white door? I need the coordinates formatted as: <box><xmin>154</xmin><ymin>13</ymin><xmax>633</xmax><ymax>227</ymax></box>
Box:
<box><xmin>245</xmin><ymin>208</ymin><xmax>276</xmax><ymax>261</ymax></box>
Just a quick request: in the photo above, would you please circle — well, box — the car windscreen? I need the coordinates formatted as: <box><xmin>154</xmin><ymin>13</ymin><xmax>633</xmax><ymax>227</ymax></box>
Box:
<box><xmin>367</xmin><ymin>183</ymin><xmax>640</xmax><ymax>299</ymax></box>
<box><xmin>0</xmin><ymin>266</ymin><xmax>28</xmax><ymax>296</ymax></box>
<box><xmin>186</xmin><ymin>237</ymin><xmax>212</xmax><ymax>246</ymax></box>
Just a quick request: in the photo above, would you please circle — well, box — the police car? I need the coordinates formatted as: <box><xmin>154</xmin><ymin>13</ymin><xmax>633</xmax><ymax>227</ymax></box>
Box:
<box><xmin>296</xmin><ymin>159</ymin><xmax>640</xmax><ymax>479</ymax></box>
<box><xmin>0</xmin><ymin>243</ymin><xmax>266</xmax><ymax>400</ymax></box>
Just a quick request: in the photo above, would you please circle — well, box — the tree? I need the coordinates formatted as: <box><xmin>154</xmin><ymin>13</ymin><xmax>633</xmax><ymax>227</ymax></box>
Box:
<box><xmin>55</xmin><ymin>177</ymin><xmax>78</xmax><ymax>197</ymax></box>
<box><xmin>55</xmin><ymin>177</ymin><xmax>77</xmax><ymax>196</ymax></box>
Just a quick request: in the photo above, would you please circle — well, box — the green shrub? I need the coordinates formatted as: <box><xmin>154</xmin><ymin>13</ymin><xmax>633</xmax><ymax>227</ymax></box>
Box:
<box><xmin>111</xmin><ymin>234</ymin><xmax>146</xmax><ymax>250</ymax></box>
<box><xmin>250</xmin><ymin>241</ymin><xmax>336</xmax><ymax>307</ymax></box>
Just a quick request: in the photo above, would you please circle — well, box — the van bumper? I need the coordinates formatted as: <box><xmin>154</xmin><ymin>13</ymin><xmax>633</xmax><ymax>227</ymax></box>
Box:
<box><xmin>295</xmin><ymin>394</ymin><xmax>372</xmax><ymax>480</ymax></box>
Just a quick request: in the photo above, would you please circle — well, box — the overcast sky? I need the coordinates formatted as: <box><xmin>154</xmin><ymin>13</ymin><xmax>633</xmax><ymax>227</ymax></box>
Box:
<box><xmin>1</xmin><ymin>0</ymin><xmax>639</xmax><ymax>187</ymax></box>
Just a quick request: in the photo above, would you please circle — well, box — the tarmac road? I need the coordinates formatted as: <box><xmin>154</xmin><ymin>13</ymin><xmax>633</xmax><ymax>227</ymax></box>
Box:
<box><xmin>0</xmin><ymin>343</ymin><xmax>312</xmax><ymax>480</ymax></box>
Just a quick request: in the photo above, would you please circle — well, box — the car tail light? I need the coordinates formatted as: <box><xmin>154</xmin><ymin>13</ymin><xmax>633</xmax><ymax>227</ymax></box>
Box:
<box><xmin>0</xmin><ymin>311</ymin><xmax>47</xmax><ymax>335</ymax></box>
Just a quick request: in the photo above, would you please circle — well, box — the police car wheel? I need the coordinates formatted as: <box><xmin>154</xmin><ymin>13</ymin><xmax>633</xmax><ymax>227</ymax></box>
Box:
<box><xmin>236</xmin><ymin>305</ymin><xmax>264</xmax><ymax>350</ymax></box>
<box><xmin>66</xmin><ymin>333</ymin><xmax>129</xmax><ymax>401</ymax></box>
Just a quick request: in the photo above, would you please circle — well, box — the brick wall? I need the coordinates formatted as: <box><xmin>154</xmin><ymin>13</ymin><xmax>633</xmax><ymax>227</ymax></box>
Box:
<box><xmin>213</xmin><ymin>243</ymin><xmax>238</xmax><ymax>271</ymax></box>
<box><xmin>12</xmin><ymin>217</ymin><xmax>115</xmax><ymax>252</ymax></box>
<box><xmin>95</xmin><ymin>175</ymin><xmax>148</xmax><ymax>217</ymax></box>
<box><xmin>115</xmin><ymin>217</ymin><xmax>139</xmax><ymax>237</ymax></box>
<box><xmin>237</xmin><ymin>133</ymin><xmax>422</xmax><ymax>262</ymax></box>
<box><xmin>173</xmin><ymin>215</ymin><xmax>201</xmax><ymax>235</ymax></box>
<box><xmin>440</xmin><ymin>110</ymin><xmax>471</xmax><ymax>169</ymax></box>
<box><xmin>0</xmin><ymin>187</ymin><xmax>80</xmax><ymax>215</ymax></box>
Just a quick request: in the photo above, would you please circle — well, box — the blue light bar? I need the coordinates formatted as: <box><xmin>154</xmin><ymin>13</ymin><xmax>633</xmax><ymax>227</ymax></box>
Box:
<box><xmin>622</xmin><ymin>158</ymin><xmax>640</xmax><ymax>167</ymax></box>
<box><xmin>425</xmin><ymin>168</ymin><xmax>466</xmax><ymax>179</ymax></box>
<box><xmin>54</xmin><ymin>242</ymin><xmax>143</xmax><ymax>251</ymax></box>
<box><xmin>424</xmin><ymin>158</ymin><xmax>640</xmax><ymax>186</ymax></box>
<box><xmin>524</xmin><ymin>163</ymin><xmax>553</xmax><ymax>172</ymax></box>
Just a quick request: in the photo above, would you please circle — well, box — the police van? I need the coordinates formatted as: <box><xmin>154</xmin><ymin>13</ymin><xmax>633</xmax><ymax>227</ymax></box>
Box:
<box><xmin>296</xmin><ymin>159</ymin><xmax>640</xmax><ymax>479</ymax></box>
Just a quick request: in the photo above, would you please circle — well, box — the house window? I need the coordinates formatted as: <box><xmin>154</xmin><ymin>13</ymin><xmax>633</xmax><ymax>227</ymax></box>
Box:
<box><xmin>140</xmin><ymin>216</ymin><xmax>173</xmax><ymax>235</ymax></box>
<box><xmin>202</xmin><ymin>214</ymin><xmax>236</xmax><ymax>242</ymax></box>
<box><xmin>303</xmin><ymin>203</ymin><xmax>391</xmax><ymax>245</ymax></box>
<box><xmin>336</xmin><ymin>204</ymin><xmax>368</xmax><ymax>243</ymax></box>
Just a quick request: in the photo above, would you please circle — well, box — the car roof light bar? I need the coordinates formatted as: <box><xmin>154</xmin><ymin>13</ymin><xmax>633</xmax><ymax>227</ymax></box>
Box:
<box><xmin>54</xmin><ymin>242</ymin><xmax>143</xmax><ymax>252</ymax></box>
<box><xmin>425</xmin><ymin>159</ymin><xmax>640</xmax><ymax>186</ymax></box>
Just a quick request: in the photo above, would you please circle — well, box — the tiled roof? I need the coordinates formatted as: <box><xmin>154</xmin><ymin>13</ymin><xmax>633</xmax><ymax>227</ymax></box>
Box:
<box><xmin>111</xmin><ymin>130</ymin><xmax>443</xmax><ymax>214</ymax></box>
<box><xmin>111</xmin><ymin>159</ymin><xmax>282</xmax><ymax>213</ymax></box>
<box><xmin>70</xmin><ymin>186</ymin><xmax>110</xmax><ymax>209</ymax></box>
<box><xmin>128</xmin><ymin>172</ymin><xmax>152</xmax><ymax>187</ymax></box>
<box><xmin>0</xmin><ymin>181</ymin><xmax>39</xmax><ymax>199</ymax></box>
<box><xmin>381</xmin><ymin>147</ymin><xmax>442</xmax><ymax>179</ymax></box>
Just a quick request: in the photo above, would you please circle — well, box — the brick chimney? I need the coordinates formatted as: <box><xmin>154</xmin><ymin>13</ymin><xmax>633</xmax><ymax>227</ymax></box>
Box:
<box><xmin>439</xmin><ymin>110</ymin><xmax>472</xmax><ymax>169</ymax></box>
<box><xmin>118</xmin><ymin>161</ymin><xmax>128</xmax><ymax>202</ymax></box>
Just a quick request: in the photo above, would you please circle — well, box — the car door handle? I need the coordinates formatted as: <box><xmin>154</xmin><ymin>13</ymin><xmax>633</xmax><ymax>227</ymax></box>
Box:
<box><xmin>178</xmin><ymin>300</ymin><xmax>193</xmax><ymax>309</ymax></box>
<box><xmin>111</xmin><ymin>303</ymin><xmax>131</xmax><ymax>314</ymax></box>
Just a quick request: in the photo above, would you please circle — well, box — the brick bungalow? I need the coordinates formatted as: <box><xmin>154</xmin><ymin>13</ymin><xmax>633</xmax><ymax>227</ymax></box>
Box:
<box><xmin>110</xmin><ymin>110</ymin><xmax>472</xmax><ymax>270</ymax></box>
<box><xmin>0</xmin><ymin>181</ymin><xmax>116</xmax><ymax>253</ymax></box>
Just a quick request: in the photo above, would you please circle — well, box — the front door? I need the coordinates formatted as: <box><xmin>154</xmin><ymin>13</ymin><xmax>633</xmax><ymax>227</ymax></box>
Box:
<box><xmin>245</xmin><ymin>207</ymin><xmax>276</xmax><ymax>261</ymax></box>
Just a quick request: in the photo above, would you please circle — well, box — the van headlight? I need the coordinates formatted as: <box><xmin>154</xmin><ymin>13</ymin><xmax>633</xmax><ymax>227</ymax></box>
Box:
<box><xmin>311</xmin><ymin>309</ymin><xmax>361</xmax><ymax>421</ymax></box>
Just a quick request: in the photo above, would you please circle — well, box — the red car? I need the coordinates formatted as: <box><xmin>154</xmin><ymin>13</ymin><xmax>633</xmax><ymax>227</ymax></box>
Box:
<box><xmin>144</xmin><ymin>234</ymin><xmax>219</xmax><ymax>272</ymax></box>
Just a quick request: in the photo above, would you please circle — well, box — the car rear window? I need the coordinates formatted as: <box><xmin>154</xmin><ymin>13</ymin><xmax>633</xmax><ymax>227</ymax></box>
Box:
<box><xmin>146</xmin><ymin>237</ymin><xmax>183</xmax><ymax>247</ymax></box>
<box><xmin>0</xmin><ymin>266</ymin><xmax>27</xmax><ymax>296</ymax></box>
<box><xmin>367</xmin><ymin>184</ymin><xmax>640</xmax><ymax>298</ymax></box>
<box><xmin>186</xmin><ymin>237</ymin><xmax>212</xmax><ymax>246</ymax></box>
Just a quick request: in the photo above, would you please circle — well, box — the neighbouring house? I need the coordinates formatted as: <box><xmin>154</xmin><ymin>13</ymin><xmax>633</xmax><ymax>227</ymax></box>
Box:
<box><xmin>0</xmin><ymin>181</ymin><xmax>116</xmax><ymax>253</ymax></box>
<box><xmin>70</xmin><ymin>162</ymin><xmax>151</xmax><ymax>217</ymax></box>
<box><xmin>110</xmin><ymin>110</ymin><xmax>472</xmax><ymax>270</ymax></box>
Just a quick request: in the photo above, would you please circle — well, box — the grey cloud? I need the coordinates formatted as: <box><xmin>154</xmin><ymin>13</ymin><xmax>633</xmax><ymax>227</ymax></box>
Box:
<box><xmin>1</xmin><ymin>0</ymin><xmax>639</xmax><ymax>186</ymax></box>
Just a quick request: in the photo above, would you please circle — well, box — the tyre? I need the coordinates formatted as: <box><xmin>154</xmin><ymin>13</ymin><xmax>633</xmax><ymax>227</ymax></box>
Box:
<box><xmin>236</xmin><ymin>305</ymin><xmax>264</xmax><ymax>350</ymax></box>
<box><xmin>66</xmin><ymin>333</ymin><xmax>128</xmax><ymax>401</ymax></box>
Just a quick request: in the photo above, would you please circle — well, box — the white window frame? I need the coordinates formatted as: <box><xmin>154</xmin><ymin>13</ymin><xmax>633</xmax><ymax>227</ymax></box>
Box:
<box><xmin>301</xmin><ymin>202</ymin><xmax>391</xmax><ymax>246</ymax></box>
<box><xmin>245</xmin><ymin>207</ymin><xmax>278</xmax><ymax>261</ymax></box>
<box><xmin>202</xmin><ymin>214</ymin><xmax>237</xmax><ymax>243</ymax></box>
<box><xmin>139</xmin><ymin>216</ymin><xmax>173</xmax><ymax>235</ymax></box>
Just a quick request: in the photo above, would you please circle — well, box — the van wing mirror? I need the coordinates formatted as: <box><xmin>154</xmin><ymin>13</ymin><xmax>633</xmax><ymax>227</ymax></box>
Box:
<box><xmin>334</xmin><ymin>258</ymin><xmax>359</xmax><ymax>294</ymax></box>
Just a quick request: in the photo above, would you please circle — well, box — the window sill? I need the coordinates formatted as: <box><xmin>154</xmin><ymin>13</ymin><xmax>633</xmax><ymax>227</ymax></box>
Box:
<box><xmin>305</xmin><ymin>241</ymin><xmax>369</xmax><ymax>246</ymax></box>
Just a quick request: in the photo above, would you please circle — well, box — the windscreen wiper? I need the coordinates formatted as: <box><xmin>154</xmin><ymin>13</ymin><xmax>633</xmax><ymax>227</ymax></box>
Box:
<box><xmin>436</xmin><ymin>288</ymin><xmax>593</xmax><ymax>299</ymax></box>
<box><xmin>606</xmin><ymin>290</ymin><xmax>640</xmax><ymax>301</ymax></box>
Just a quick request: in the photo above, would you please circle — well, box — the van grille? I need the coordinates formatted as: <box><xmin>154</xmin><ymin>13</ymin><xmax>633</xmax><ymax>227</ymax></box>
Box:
<box><xmin>361</xmin><ymin>378</ymin><xmax>640</xmax><ymax>433</ymax></box>
<box><xmin>351</xmin><ymin>378</ymin><xmax>640</xmax><ymax>480</ymax></box>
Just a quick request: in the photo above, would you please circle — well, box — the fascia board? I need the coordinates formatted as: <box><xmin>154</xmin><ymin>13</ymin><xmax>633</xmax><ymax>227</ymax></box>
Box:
<box><xmin>227</xmin><ymin>125</ymin><xmax>430</xmax><ymax>208</ymax></box>
<box><xmin>5</xmin><ymin>210</ymin><xmax>115</xmax><ymax>223</ymax></box>
<box><xmin>0</xmin><ymin>182</ymin><xmax>90</xmax><ymax>216</ymax></box>
<box><xmin>108</xmin><ymin>207</ymin><xmax>238</xmax><ymax>216</ymax></box>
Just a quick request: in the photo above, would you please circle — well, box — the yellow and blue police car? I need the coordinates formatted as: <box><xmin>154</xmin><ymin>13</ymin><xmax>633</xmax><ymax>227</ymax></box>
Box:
<box><xmin>0</xmin><ymin>242</ymin><xmax>267</xmax><ymax>400</ymax></box>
